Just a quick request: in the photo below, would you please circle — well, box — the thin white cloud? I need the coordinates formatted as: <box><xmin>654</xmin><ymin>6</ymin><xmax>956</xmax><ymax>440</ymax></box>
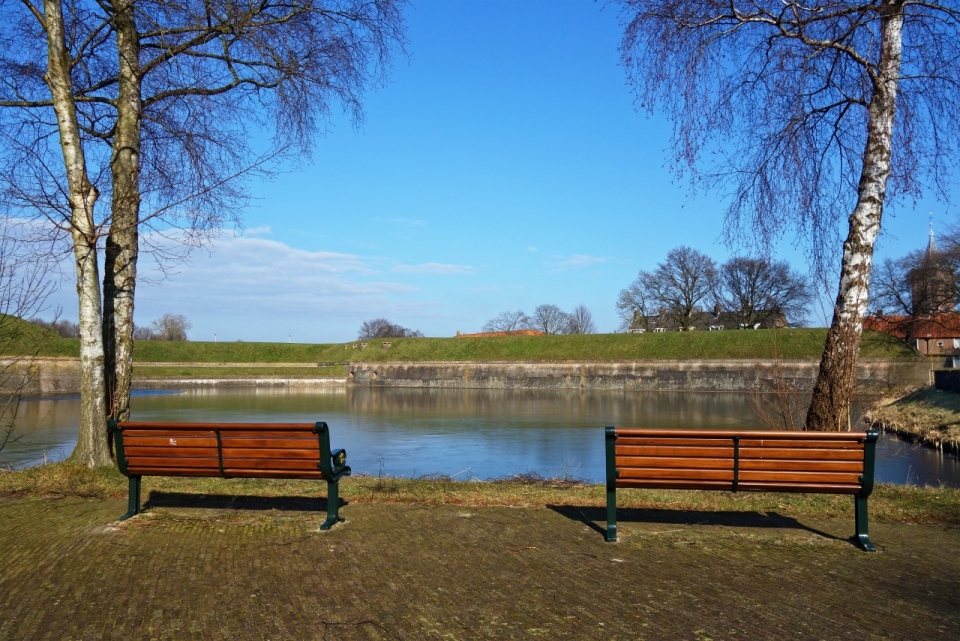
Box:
<box><xmin>132</xmin><ymin>233</ymin><xmax>417</xmax><ymax>322</ymax></box>
<box><xmin>392</xmin><ymin>262</ymin><xmax>473</xmax><ymax>275</ymax></box>
<box><xmin>241</xmin><ymin>226</ymin><xmax>272</xmax><ymax>237</ymax></box>
<box><xmin>526</xmin><ymin>246</ymin><xmax>538</xmax><ymax>252</ymax></box>
<box><xmin>547</xmin><ymin>254</ymin><xmax>610</xmax><ymax>271</ymax></box>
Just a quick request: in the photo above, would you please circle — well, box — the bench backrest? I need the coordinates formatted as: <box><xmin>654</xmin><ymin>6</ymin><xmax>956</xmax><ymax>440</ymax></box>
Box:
<box><xmin>112</xmin><ymin>421</ymin><xmax>346</xmax><ymax>480</ymax></box>
<box><xmin>606</xmin><ymin>428</ymin><xmax>878</xmax><ymax>496</ymax></box>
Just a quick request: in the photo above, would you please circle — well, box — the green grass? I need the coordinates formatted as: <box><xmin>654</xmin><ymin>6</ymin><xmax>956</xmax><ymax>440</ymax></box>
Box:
<box><xmin>1</xmin><ymin>462</ymin><xmax>956</xmax><ymax>524</ymax></box>
<box><xmin>1</xmin><ymin>315</ymin><xmax>919</xmax><ymax>362</ymax></box>
<box><xmin>0</xmin><ymin>316</ymin><xmax>79</xmax><ymax>357</ymax></box>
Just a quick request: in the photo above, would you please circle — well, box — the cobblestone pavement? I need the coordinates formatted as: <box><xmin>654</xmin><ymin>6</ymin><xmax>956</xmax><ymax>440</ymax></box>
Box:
<box><xmin>1</xmin><ymin>496</ymin><xmax>957</xmax><ymax>640</ymax></box>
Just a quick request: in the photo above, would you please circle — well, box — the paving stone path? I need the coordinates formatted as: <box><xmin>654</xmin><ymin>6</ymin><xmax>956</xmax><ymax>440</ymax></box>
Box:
<box><xmin>1</xmin><ymin>496</ymin><xmax>957</xmax><ymax>640</ymax></box>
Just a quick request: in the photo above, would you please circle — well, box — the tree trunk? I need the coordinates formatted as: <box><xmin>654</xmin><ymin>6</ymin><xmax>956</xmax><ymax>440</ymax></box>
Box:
<box><xmin>806</xmin><ymin>0</ymin><xmax>905</xmax><ymax>431</ymax></box>
<box><xmin>42</xmin><ymin>0</ymin><xmax>110</xmax><ymax>465</ymax></box>
<box><xmin>103</xmin><ymin>0</ymin><xmax>141</xmax><ymax>423</ymax></box>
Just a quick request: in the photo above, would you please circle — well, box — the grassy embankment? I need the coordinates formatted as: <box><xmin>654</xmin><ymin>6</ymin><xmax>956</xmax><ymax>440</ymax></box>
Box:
<box><xmin>867</xmin><ymin>386</ymin><xmax>960</xmax><ymax>453</ymax></box>
<box><xmin>1</xmin><ymin>462</ymin><xmax>957</xmax><ymax>524</ymax></box>
<box><xmin>4</xmin><ymin>319</ymin><xmax>919</xmax><ymax>378</ymax></box>
<box><xmin>11</xmin><ymin>329</ymin><xmax>917</xmax><ymax>377</ymax></box>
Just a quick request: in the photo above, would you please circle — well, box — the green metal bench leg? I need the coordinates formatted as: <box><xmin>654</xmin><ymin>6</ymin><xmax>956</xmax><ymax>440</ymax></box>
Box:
<box><xmin>854</xmin><ymin>495</ymin><xmax>875</xmax><ymax>552</ymax></box>
<box><xmin>606</xmin><ymin>485</ymin><xmax>617</xmax><ymax>542</ymax></box>
<box><xmin>320</xmin><ymin>480</ymin><xmax>344</xmax><ymax>530</ymax></box>
<box><xmin>119</xmin><ymin>476</ymin><xmax>141</xmax><ymax>521</ymax></box>
<box><xmin>605</xmin><ymin>426</ymin><xmax>618</xmax><ymax>542</ymax></box>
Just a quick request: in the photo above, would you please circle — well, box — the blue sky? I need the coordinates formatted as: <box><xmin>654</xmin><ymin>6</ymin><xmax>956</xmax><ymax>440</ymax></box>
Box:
<box><xmin>48</xmin><ymin>0</ymin><xmax>959</xmax><ymax>342</ymax></box>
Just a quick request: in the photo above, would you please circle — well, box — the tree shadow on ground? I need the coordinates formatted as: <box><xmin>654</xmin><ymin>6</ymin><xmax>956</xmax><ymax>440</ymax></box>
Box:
<box><xmin>144</xmin><ymin>491</ymin><xmax>346</xmax><ymax>513</ymax></box>
<box><xmin>548</xmin><ymin>505</ymin><xmax>845</xmax><ymax>543</ymax></box>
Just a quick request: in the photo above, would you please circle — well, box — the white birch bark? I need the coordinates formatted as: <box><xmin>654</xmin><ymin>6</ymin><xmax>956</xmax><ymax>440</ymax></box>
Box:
<box><xmin>807</xmin><ymin>0</ymin><xmax>905</xmax><ymax>431</ymax></box>
<box><xmin>41</xmin><ymin>0</ymin><xmax>110</xmax><ymax>464</ymax></box>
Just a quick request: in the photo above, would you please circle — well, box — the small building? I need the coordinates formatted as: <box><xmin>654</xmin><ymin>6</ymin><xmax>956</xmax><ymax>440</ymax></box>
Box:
<box><xmin>863</xmin><ymin>314</ymin><xmax>960</xmax><ymax>355</ymax></box>
<box><xmin>864</xmin><ymin>223</ymin><xmax>960</xmax><ymax>355</ymax></box>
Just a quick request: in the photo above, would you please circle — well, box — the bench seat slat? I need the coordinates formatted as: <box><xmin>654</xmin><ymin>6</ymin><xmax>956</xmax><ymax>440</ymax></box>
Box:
<box><xmin>618</xmin><ymin>468</ymin><xmax>735</xmax><ymax>481</ymax></box>
<box><xmin>616</xmin><ymin>479</ymin><xmax>734</xmax><ymax>490</ymax></box>
<box><xmin>218</xmin><ymin>438</ymin><xmax>319</xmax><ymax>449</ymax></box>
<box><xmin>220</xmin><ymin>448</ymin><xmax>320</xmax><ymax>459</ymax></box>
<box><xmin>125</xmin><ymin>446</ymin><xmax>323</xmax><ymax>460</ymax></box>
<box><xmin>125</xmin><ymin>456</ymin><xmax>221</xmax><ymax>468</ymax></box>
<box><xmin>615</xmin><ymin>437</ymin><xmax>734</xmax><ymax>447</ymax></box>
<box><xmin>616</xmin><ymin>456</ymin><xmax>734</xmax><ymax>470</ymax></box>
<box><xmin>122</xmin><ymin>436</ymin><xmax>218</xmax><ymax>447</ymax></box>
<box><xmin>614</xmin><ymin>429</ymin><xmax>867</xmax><ymax>440</ymax></box>
<box><xmin>125</xmin><ymin>446</ymin><xmax>219</xmax><ymax>458</ymax></box>
<box><xmin>737</xmin><ymin>482</ymin><xmax>862</xmax><ymax>494</ymax></box>
<box><xmin>738</xmin><ymin>439</ymin><xmax>864</xmax><ymax>449</ymax></box>
<box><xmin>739</xmin><ymin>447</ymin><xmax>863</xmax><ymax>461</ymax></box>
<box><xmin>738</xmin><ymin>470</ymin><xmax>862</xmax><ymax>484</ymax></box>
<box><xmin>738</xmin><ymin>459</ymin><xmax>863</xmax><ymax>472</ymax></box>
<box><xmin>120</xmin><ymin>422</ymin><xmax>316</xmax><ymax>431</ymax></box>
<box><xmin>616</xmin><ymin>445</ymin><xmax>734</xmax><ymax>458</ymax></box>
<box><xmin>127</xmin><ymin>467</ymin><xmax>223</xmax><ymax>477</ymax></box>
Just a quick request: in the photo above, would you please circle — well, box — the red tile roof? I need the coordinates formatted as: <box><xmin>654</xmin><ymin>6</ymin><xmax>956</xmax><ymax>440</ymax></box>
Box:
<box><xmin>864</xmin><ymin>314</ymin><xmax>960</xmax><ymax>339</ymax></box>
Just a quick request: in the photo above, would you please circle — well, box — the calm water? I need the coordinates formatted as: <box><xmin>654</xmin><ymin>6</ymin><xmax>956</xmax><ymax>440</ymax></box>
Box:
<box><xmin>3</xmin><ymin>387</ymin><xmax>959</xmax><ymax>487</ymax></box>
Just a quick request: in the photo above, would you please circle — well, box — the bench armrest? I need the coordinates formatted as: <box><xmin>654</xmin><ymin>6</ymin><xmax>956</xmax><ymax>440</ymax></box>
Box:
<box><xmin>314</xmin><ymin>422</ymin><xmax>351</xmax><ymax>481</ymax></box>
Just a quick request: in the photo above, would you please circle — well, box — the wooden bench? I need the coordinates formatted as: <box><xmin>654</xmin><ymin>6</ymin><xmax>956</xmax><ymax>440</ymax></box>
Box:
<box><xmin>110</xmin><ymin>421</ymin><xmax>351</xmax><ymax>530</ymax></box>
<box><xmin>604</xmin><ymin>427</ymin><xmax>880</xmax><ymax>551</ymax></box>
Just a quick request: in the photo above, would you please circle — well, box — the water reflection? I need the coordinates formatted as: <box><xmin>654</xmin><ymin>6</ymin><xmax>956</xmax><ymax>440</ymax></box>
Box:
<box><xmin>2</xmin><ymin>387</ymin><xmax>958</xmax><ymax>487</ymax></box>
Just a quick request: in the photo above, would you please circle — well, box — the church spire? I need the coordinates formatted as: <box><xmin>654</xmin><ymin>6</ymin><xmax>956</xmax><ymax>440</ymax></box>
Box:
<box><xmin>927</xmin><ymin>213</ymin><xmax>938</xmax><ymax>257</ymax></box>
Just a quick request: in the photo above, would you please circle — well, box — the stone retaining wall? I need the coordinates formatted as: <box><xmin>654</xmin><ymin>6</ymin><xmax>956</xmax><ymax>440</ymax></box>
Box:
<box><xmin>346</xmin><ymin>359</ymin><xmax>934</xmax><ymax>392</ymax></box>
<box><xmin>0</xmin><ymin>357</ymin><xmax>936</xmax><ymax>394</ymax></box>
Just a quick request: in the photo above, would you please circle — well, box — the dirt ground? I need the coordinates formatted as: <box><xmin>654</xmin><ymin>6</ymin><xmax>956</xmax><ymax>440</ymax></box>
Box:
<box><xmin>1</xmin><ymin>494</ymin><xmax>957</xmax><ymax>640</ymax></box>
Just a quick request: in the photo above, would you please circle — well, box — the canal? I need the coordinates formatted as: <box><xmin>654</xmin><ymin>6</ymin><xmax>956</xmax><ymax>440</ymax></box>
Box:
<box><xmin>3</xmin><ymin>387</ymin><xmax>959</xmax><ymax>487</ymax></box>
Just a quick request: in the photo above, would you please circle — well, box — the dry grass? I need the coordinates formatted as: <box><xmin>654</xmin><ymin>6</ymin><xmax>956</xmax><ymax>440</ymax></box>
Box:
<box><xmin>2</xmin><ymin>462</ymin><xmax>957</xmax><ymax>524</ymax></box>
<box><xmin>866</xmin><ymin>386</ymin><xmax>960</xmax><ymax>452</ymax></box>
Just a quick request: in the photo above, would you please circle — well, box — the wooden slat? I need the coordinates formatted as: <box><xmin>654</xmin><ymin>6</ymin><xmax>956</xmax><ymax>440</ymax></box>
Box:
<box><xmin>217</xmin><ymin>438</ymin><xmax>318</xmax><ymax>449</ymax></box>
<box><xmin>124</xmin><ymin>456</ymin><xmax>220</xmax><ymax>469</ymax></box>
<box><xmin>618</xmin><ymin>468</ymin><xmax>734</xmax><ymax>481</ymax></box>
<box><xmin>615</xmin><ymin>456</ymin><xmax>733</xmax><ymax>470</ymax></box>
<box><xmin>218</xmin><ymin>458</ymin><xmax>320</xmax><ymax>471</ymax></box>
<box><xmin>123</xmin><ymin>430</ymin><xmax>215</xmax><ymax>438</ymax></box>
<box><xmin>221</xmin><ymin>469</ymin><xmax>324</xmax><ymax>479</ymax></box>
<box><xmin>739</xmin><ymin>459</ymin><xmax>863</xmax><ymax>473</ymax></box>
<box><xmin>125</xmin><ymin>446</ymin><xmax>219</xmax><ymax>458</ymax></box>
<box><xmin>739</xmin><ymin>447</ymin><xmax>863</xmax><ymax>461</ymax></box>
<box><xmin>616</xmin><ymin>479</ymin><xmax>733</xmax><ymax>490</ymax></box>
<box><xmin>119</xmin><ymin>422</ymin><xmax>316</xmax><ymax>431</ymax></box>
<box><xmin>219</xmin><ymin>448</ymin><xmax>319</xmax><ymax>460</ymax></box>
<box><xmin>616</xmin><ymin>445</ymin><xmax>734</xmax><ymax>458</ymax></box>
<box><xmin>737</xmin><ymin>482</ymin><xmax>861</xmax><ymax>494</ymax></box>
<box><xmin>738</xmin><ymin>439</ymin><xmax>863</xmax><ymax>449</ymax></box>
<box><xmin>126</xmin><ymin>468</ymin><xmax>224</xmax><ymax>478</ymax></box>
<box><xmin>614</xmin><ymin>428</ymin><xmax>866</xmax><ymax>440</ymax></box>
<box><xmin>122</xmin><ymin>436</ymin><xmax>218</xmax><ymax>448</ymax></box>
<box><xmin>615</xmin><ymin>437</ymin><xmax>733</xmax><ymax>447</ymax></box>
<box><xmin>738</xmin><ymin>470</ymin><xmax>862</xmax><ymax>484</ymax></box>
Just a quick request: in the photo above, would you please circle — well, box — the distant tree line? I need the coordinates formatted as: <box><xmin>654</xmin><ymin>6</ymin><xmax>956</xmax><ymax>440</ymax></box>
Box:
<box><xmin>133</xmin><ymin>314</ymin><xmax>192</xmax><ymax>341</ymax></box>
<box><xmin>616</xmin><ymin>246</ymin><xmax>812</xmax><ymax>331</ymax></box>
<box><xmin>29</xmin><ymin>318</ymin><xmax>80</xmax><ymax>339</ymax></box>
<box><xmin>483</xmin><ymin>304</ymin><xmax>597</xmax><ymax>335</ymax></box>
<box><xmin>358</xmin><ymin>318</ymin><xmax>424</xmax><ymax>340</ymax></box>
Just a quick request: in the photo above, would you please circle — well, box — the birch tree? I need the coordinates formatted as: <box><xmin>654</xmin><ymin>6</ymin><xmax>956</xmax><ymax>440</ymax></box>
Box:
<box><xmin>0</xmin><ymin>0</ymin><xmax>110</xmax><ymax>464</ymax></box>
<box><xmin>616</xmin><ymin>0</ymin><xmax>960</xmax><ymax>430</ymax></box>
<box><xmin>1</xmin><ymin>0</ymin><xmax>406</xmax><ymax>464</ymax></box>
